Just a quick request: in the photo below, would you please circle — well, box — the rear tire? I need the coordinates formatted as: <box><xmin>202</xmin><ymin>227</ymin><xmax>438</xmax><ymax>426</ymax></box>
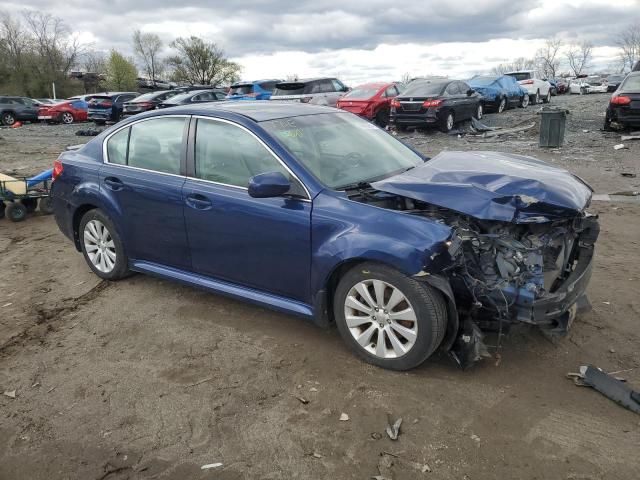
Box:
<box><xmin>439</xmin><ymin>112</ymin><xmax>455</xmax><ymax>132</ymax></box>
<box><xmin>39</xmin><ymin>197</ymin><xmax>54</xmax><ymax>214</ymax></box>
<box><xmin>533</xmin><ymin>90</ymin><xmax>540</xmax><ymax>104</ymax></box>
<box><xmin>79</xmin><ymin>209</ymin><xmax>130</xmax><ymax>280</ymax></box>
<box><xmin>520</xmin><ymin>94</ymin><xmax>529</xmax><ymax>108</ymax></box>
<box><xmin>0</xmin><ymin>203</ymin><xmax>5</xmax><ymax>220</ymax></box>
<box><xmin>375</xmin><ymin>109</ymin><xmax>390</xmax><ymax>128</ymax></box>
<box><xmin>333</xmin><ymin>262</ymin><xmax>447</xmax><ymax>370</ymax></box>
<box><xmin>6</xmin><ymin>202</ymin><xmax>27</xmax><ymax>222</ymax></box>
<box><xmin>543</xmin><ymin>90</ymin><xmax>551</xmax><ymax>103</ymax></box>
<box><xmin>61</xmin><ymin>112</ymin><xmax>74</xmax><ymax>124</ymax></box>
<box><xmin>2</xmin><ymin>112</ymin><xmax>16</xmax><ymax>126</ymax></box>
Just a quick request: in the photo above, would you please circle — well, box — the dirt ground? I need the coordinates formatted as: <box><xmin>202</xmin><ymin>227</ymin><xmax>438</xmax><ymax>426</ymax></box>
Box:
<box><xmin>1</xmin><ymin>94</ymin><xmax>639</xmax><ymax>480</ymax></box>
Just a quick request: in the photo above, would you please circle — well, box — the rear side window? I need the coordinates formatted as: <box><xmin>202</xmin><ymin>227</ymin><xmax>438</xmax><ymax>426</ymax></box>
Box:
<box><xmin>194</xmin><ymin>119</ymin><xmax>289</xmax><ymax>188</ymax></box>
<box><xmin>259</xmin><ymin>81</ymin><xmax>277</xmax><ymax>92</ymax></box>
<box><xmin>621</xmin><ymin>75</ymin><xmax>640</xmax><ymax>91</ymax></box>
<box><xmin>445</xmin><ymin>83</ymin><xmax>460</xmax><ymax>95</ymax></box>
<box><xmin>106</xmin><ymin>117</ymin><xmax>185</xmax><ymax>174</ymax></box>
<box><xmin>106</xmin><ymin>127</ymin><xmax>129</xmax><ymax>165</ymax></box>
<box><xmin>193</xmin><ymin>92</ymin><xmax>215</xmax><ymax>101</ymax></box>
<box><xmin>319</xmin><ymin>80</ymin><xmax>335</xmax><ymax>93</ymax></box>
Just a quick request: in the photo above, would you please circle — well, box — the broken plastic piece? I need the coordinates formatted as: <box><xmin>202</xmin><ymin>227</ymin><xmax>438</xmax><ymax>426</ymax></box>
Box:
<box><xmin>450</xmin><ymin>319</ymin><xmax>490</xmax><ymax>369</ymax></box>
<box><xmin>200</xmin><ymin>463</ymin><xmax>223</xmax><ymax>470</ymax></box>
<box><xmin>570</xmin><ymin>365</ymin><xmax>640</xmax><ymax>414</ymax></box>
<box><xmin>385</xmin><ymin>416</ymin><xmax>402</xmax><ymax>440</ymax></box>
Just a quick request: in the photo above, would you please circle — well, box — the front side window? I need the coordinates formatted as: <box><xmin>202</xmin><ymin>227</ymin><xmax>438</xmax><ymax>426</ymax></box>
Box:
<box><xmin>385</xmin><ymin>86</ymin><xmax>399</xmax><ymax>97</ymax></box>
<box><xmin>332</xmin><ymin>79</ymin><xmax>345</xmax><ymax>91</ymax></box>
<box><xmin>262</xmin><ymin>113</ymin><xmax>423</xmax><ymax>189</ymax></box>
<box><xmin>106</xmin><ymin>117</ymin><xmax>185</xmax><ymax>174</ymax></box>
<box><xmin>194</xmin><ymin>119</ymin><xmax>290</xmax><ymax>189</ymax></box>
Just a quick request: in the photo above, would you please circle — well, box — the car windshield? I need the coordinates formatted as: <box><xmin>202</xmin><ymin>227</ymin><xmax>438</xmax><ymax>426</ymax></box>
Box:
<box><xmin>621</xmin><ymin>75</ymin><xmax>640</xmax><ymax>91</ymax></box>
<box><xmin>343</xmin><ymin>87</ymin><xmax>380</xmax><ymax>99</ymax></box>
<box><xmin>506</xmin><ymin>72</ymin><xmax>531</xmax><ymax>81</ymax></box>
<box><xmin>401</xmin><ymin>82</ymin><xmax>446</xmax><ymax>97</ymax></box>
<box><xmin>229</xmin><ymin>84</ymin><xmax>254</xmax><ymax>95</ymax></box>
<box><xmin>471</xmin><ymin>76</ymin><xmax>498</xmax><ymax>86</ymax></box>
<box><xmin>261</xmin><ymin>113</ymin><xmax>423</xmax><ymax>189</ymax></box>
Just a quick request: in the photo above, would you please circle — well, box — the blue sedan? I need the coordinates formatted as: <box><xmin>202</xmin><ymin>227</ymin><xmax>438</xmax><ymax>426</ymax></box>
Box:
<box><xmin>468</xmin><ymin>75</ymin><xmax>530</xmax><ymax>112</ymax></box>
<box><xmin>50</xmin><ymin>102</ymin><xmax>598</xmax><ymax>370</ymax></box>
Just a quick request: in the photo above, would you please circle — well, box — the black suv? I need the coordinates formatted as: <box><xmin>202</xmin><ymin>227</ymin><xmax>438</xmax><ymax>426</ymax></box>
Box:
<box><xmin>0</xmin><ymin>96</ymin><xmax>40</xmax><ymax>126</ymax></box>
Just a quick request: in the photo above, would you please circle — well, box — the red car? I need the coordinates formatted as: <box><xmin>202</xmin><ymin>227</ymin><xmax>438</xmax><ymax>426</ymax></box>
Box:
<box><xmin>38</xmin><ymin>99</ymin><xmax>88</xmax><ymax>124</ymax></box>
<box><xmin>336</xmin><ymin>82</ymin><xmax>402</xmax><ymax>126</ymax></box>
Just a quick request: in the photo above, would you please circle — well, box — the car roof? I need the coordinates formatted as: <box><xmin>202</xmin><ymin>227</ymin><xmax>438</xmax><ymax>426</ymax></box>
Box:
<box><xmin>152</xmin><ymin>101</ymin><xmax>336</xmax><ymax>122</ymax></box>
<box><xmin>232</xmin><ymin>79</ymin><xmax>281</xmax><ymax>86</ymax></box>
<box><xmin>352</xmin><ymin>82</ymin><xmax>391</xmax><ymax>89</ymax></box>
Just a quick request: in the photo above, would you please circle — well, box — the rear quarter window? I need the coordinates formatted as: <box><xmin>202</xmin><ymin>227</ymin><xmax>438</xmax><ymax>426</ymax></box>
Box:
<box><xmin>106</xmin><ymin>128</ymin><xmax>129</xmax><ymax>165</ymax></box>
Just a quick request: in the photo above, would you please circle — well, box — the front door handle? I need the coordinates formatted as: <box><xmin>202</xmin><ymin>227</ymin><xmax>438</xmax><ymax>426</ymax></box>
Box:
<box><xmin>186</xmin><ymin>194</ymin><xmax>212</xmax><ymax>210</ymax></box>
<box><xmin>104</xmin><ymin>177</ymin><xmax>124</xmax><ymax>191</ymax></box>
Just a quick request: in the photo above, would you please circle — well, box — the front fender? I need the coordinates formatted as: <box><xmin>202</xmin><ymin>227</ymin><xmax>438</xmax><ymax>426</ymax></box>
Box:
<box><xmin>310</xmin><ymin>191</ymin><xmax>453</xmax><ymax>296</ymax></box>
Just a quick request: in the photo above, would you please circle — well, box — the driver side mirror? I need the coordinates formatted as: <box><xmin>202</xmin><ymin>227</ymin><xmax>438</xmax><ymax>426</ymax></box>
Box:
<box><xmin>248</xmin><ymin>171</ymin><xmax>291</xmax><ymax>198</ymax></box>
<box><xmin>467</xmin><ymin>89</ymin><xmax>474</xmax><ymax>96</ymax></box>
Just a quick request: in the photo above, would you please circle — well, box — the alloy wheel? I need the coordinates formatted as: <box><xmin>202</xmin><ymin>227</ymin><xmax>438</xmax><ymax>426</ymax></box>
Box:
<box><xmin>522</xmin><ymin>94</ymin><xmax>529</xmax><ymax>108</ymax></box>
<box><xmin>446</xmin><ymin>113</ymin><xmax>454</xmax><ymax>131</ymax></box>
<box><xmin>83</xmin><ymin>219</ymin><xmax>116</xmax><ymax>273</ymax></box>
<box><xmin>343</xmin><ymin>279</ymin><xmax>418</xmax><ymax>359</ymax></box>
<box><xmin>61</xmin><ymin>112</ymin><xmax>74</xmax><ymax>124</ymax></box>
<box><xmin>476</xmin><ymin>104</ymin><xmax>483</xmax><ymax>119</ymax></box>
<box><xmin>498</xmin><ymin>98</ymin><xmax>506</xmax><ymax>113</ymax></box>
<box><xmin>2</xmin><ymin>113</ymin><xmax>15</xmax><ymax>126</ymax></box>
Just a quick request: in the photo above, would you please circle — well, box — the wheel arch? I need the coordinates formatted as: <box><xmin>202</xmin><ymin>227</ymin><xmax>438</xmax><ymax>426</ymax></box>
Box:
<box><xmin>72</xmin><ymin>203</ymin><xmax>100</xmax><ymax>251</ymax></box>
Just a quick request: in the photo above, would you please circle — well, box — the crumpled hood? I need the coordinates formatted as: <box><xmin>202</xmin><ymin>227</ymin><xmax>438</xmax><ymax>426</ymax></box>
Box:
<box><xmin>371</xmin><ymin>151</ymin><xmax>593</xmax><ymax>223</ymax></box>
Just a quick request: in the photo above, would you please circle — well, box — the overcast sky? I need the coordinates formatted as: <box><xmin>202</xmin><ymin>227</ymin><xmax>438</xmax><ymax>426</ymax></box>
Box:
<box><xmin>6</xmin><ymin>0</ymin><xmax>640</xmax><ymax>83</ymax></box>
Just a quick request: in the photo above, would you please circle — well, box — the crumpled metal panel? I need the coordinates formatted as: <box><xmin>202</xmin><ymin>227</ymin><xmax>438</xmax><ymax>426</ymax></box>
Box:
<box><xmin>372</xmin><ymin>151</ymin><xmax>593</xmax><ymax>223</ymax></box>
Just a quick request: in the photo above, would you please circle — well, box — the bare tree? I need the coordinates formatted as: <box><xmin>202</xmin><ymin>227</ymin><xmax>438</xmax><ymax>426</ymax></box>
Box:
<box><xmin>0</xmin><ymin>11</ymin><xmax>27</xmax><ymax>70</ymax></box>
<box><xmin>491</xmin><ymin>57</ymin><xmax>535</xmax><ymax>75</ymax></box>
<box><xmin>82</xmin><ymin>51</ymin><xmax>107</xmax><ymax>74</ymax></box>
<box><xmin>536</xmin><ymin>38</ymin><xmax>562</xmax><ymax>79</ymax></box>
<box><xmin>400</xmin><ymin>72</ymin><xmax>412</xmax><ymax>84</ymax></box>
<box><xmin>167</xmin><ymin>36</ymin><xmax>241</xmax><ymax>86</ymax></box>
<box><xmin>616</xmin><ymin>22</ymin><xmax>640</xmax><ymax>72</ymax></box>
<box><xmin>566</xmin><ymin>42</ymin><xmax>593</xmax><ymax>76</ymax></box>
<box><xmin>133</xmin><ymin>30</ymin><xmax>164</xmax><ymax>84</ymax></box>
<box><xmin>23</xmin><ymin>11</ymin><xmax>81</xmax><ymax>75</ymax></box>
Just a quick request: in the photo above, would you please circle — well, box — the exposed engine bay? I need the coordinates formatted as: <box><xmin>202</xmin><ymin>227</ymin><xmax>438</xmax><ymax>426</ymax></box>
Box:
<box><xmin>347</xmin><ymin>188</ymin><xmax>599</xmax><ymax>346</ymax></box>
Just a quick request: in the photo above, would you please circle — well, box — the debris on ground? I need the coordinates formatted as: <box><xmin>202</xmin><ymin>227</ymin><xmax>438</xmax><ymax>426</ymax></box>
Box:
<box><xmin>611</xmin><ymin>190</ymin><xmax>639</xmax><ymax>196</ymax></box>
<box><xmin>371</xmin><ymin>432</ymin><xmax>383</xmax><ymax>440</ymax></box>
<box><xmin>385</xmin><ymin>415</ymin><xmax>402</xmax><ymax>441</ymax></box>
<box><xmin>567</xmin><ymin>365</ymin><xmax>640</xmax><ymax>414</ymax></box>
<box><xmin>339</xmin><ymin>413</ymin><xmax>349</xmax><ymax>421</ymax></box>
<box><xmin>614</xmin><ymin>144</ymin><xmax>626</xmax><ymax>150</ymax></box>
<box><xmin>470</xmin><ymin>434</ymin><xmax>481</xmax><ymax>443</ymax></box>
<box><xmin>3</xmin><ymin>390</ymin><xmax>16</xmax><ymax>398</ymax></box>
<box><xmin>200</xmin><ymin>463</ymin><xmax>223</xmax><ymax>470</ymax></box>
<box><xmin>620</xmin><ymin>173</ymin><xmax>637</xmax><ymax>178</ymax></box>
<box><xmin>620</xmin><ymin>135</ymin><xmax>640</xmax><ymax>141</ymax></box>
<box><xmin>293</xmin><ymin>395</ymin><xmax>309</xmax><ymax>405</ymax></box>
<box><xmin>75</xmin><ymin>129</ymin><xmax>103</xmax><ymax>136</ymax></box>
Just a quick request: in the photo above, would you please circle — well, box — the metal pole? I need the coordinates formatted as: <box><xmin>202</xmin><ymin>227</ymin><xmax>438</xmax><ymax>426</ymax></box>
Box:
<box><xmin>52</xmin><ymin>82</ymin><xmax>56</xmax><ymax>100</ymax></box>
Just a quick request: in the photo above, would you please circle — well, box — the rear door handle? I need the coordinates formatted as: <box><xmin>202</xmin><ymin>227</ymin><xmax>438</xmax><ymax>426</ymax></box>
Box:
<box><xmin>104</xmin><ymin>177</ymin><xmax>124</xmax><ymax>191</ymax></box>
<box><xmin>186</xmin><ymin>194</ymin><xmax>212</xmax><ymax>210</ymax></box>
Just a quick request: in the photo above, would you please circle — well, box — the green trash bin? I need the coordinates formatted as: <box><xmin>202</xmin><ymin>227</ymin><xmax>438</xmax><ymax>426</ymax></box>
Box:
<box><xmin>538</xmin><ymin>107</ymin><xmax>569</xmax><ymax>148</ymax></box>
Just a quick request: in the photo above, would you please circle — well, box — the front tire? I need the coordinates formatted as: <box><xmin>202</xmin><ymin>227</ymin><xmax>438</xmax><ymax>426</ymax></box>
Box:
<box><xmin>497</xmin><ymin>97</ymin><xmax>507</xmax><ymax>113</ymax></box>
<box><xmin>474</xmin><ymin>104</ymin><xmax>483</xmax><ymax>120</ymax></box>
<box><xmin>6</xmin><ymin>202</ymin><xmax>27</xmax><ymax>222</ymax></box>
<box><xmin>79</xmin><ymin>209</ymin><xmax>130</xmax><ymax>280</ymax></box>
<box><xmin>520</xmin><ymin>94</ymin><xmax>529</xmax><ymax>108</ymax></box>
<box><xmin>375</xmin><ymin>109</ymin><xmax>390</xmax><ymax>128</ymax></box>
<box><xmin>333</xmin><ymin>262</ymin><xmax>447</xmax><ymax>370</ymax></box>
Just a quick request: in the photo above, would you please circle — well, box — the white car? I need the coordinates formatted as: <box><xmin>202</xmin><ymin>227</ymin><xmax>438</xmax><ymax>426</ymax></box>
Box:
<box><xmin>569</xmin><ymin>76</ymin><xmax>608</xmax><ymax>95</ymax></box>
<box><xmin>505</xmin><ymin>70</ymin><xmax>552</xmax><ymax>104</ymax></box>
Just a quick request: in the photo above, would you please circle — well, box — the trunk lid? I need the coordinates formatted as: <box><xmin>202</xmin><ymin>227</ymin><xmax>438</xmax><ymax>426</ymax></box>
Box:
<box><xmin>371</xmin><ymin>151</ymin><xmax>593</xmax><ymax>223</ymax></box>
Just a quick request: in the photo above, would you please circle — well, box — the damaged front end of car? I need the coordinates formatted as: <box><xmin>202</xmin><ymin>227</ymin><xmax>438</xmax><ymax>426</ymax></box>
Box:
<box><xmin>365</xmin><ymin>151</ymin><xmax>600</xmax><ymax>367</ymax></box>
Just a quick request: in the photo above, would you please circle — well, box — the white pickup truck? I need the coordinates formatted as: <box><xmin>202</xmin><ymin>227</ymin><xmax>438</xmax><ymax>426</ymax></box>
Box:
<box><xmin>505</xmin><ymin>70</ymin><xmax>553</xmax><ymax>104</ymax></box>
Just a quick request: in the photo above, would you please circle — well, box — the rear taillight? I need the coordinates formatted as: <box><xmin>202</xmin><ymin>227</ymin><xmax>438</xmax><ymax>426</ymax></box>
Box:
<box><xmin>247</xmin><ymin>92</ymin><xmax>258</xmax><ymax>97</ymax></box>
<box><xmin>52</xmin><ymin>160</ymin><xmax>63</xmax><ymax>181</ymax></box>
<box><xmin>520</xmin><ymin>80</ymin><xmax>534</xmax><ymax>85</ymax></box>
<box><xmin>300</xmin><ymin>97</ymin><xmax>312</xmax><ymax>103</ymax></box>
<box><xmin>423</xmin><ymin>99</ymin><xmax>443</xmax><ymax>108</ymax></box>
<box><xmin>390</xmin><ymin>99</ymin><xmax>400</xmax><ymax>108</ymax></box>
<box><xmin>611</xmin><ymin>95</ymin><xmax>631</xmax><ymax>106</ymax></box>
